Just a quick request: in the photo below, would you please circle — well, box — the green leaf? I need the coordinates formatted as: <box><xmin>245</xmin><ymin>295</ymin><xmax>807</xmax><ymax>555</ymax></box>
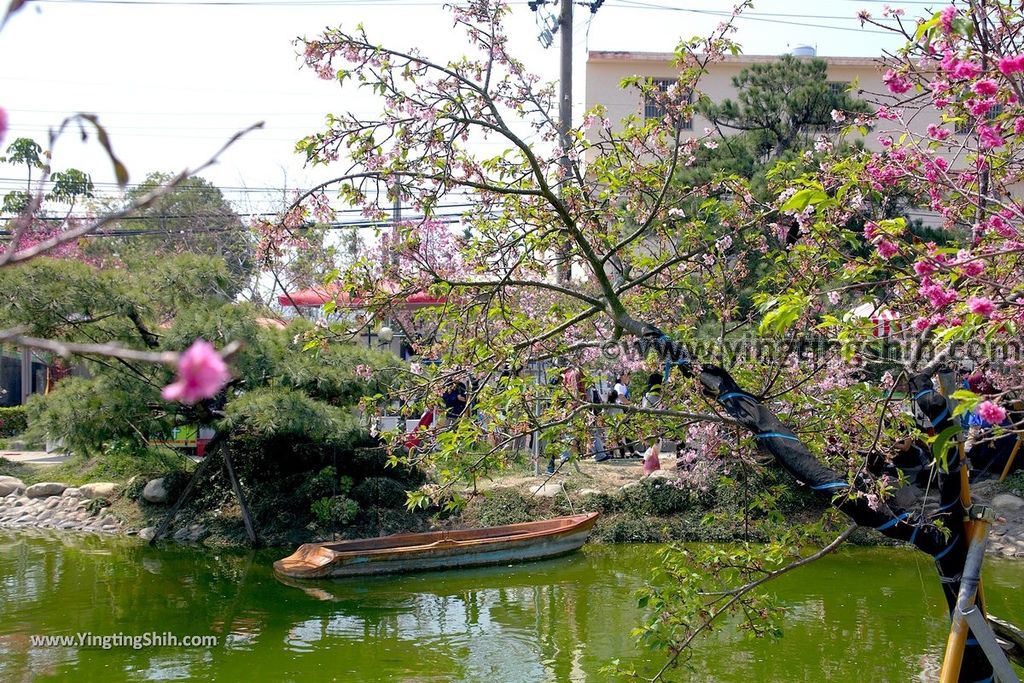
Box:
<box><xmin>915</xmin><ymin>14</ymin><xmax>941</xmax><ymax>41</ymax></box>
<box><xmin>780</xmin><ymin>188</ymin><xmax>828</xmax><ymax>212</ymax></box>
<box><xmin>930</xmin><ymin>424</ymin><xmax>962</xmax><ymax>472</ymax></box>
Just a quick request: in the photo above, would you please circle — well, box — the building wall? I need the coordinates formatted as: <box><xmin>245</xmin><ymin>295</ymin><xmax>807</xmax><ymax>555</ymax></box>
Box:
<box><xmin>584</xmin><ymin>52</ymin><xmax>943</xmax><ymax>153</ymax></box>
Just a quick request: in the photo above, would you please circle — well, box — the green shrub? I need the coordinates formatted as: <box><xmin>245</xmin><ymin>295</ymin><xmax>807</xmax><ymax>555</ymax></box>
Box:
<box><xmin>592</xmin><ymin>515</ymin><xmax>666</xmax><ymax>543</ymax></box>
<box><xmin>161</xmin><ymin>470</ymin><xmax>191</xmax><ymax>503</ymax></box>
<box><xmin>641</xmin><ymin>478</ymin><xmax>691</xmax><ymax>515</ymax></box>
<box><xmin>297</xmin><ymin>466</ymin><xmax>353</xmax><ymax>504</ymax></box>
<box><xmin>311</xmin><ymin>495</ymin><xmax>359</xmax><ymax>527</ymax></box>
<box><xmin>577</xmin><ymin>491</ymin><xmax>620</xmax><ymax>513</ymax></box>
<box><xmin>476</xmin><ymin>488</ymin><xmax>535</xmax><ymax>527</ymax></box>
<box><xmin>1001</xmin><ymin>470</ymin><xmax>1024</xmax><ymax>495</ymax></box>
<box><xmin>616</xmin><ymin>479</ymin><xmax>691</xmax><ymax>516</ymax></box>
<box><xmin>351</xmin><ymin>477</ymin><xmax>408</xmax><ymax>509</ymax></box>
<box><xmin>0</xmin><ymin>406</ymin><xmax>27</xmax><ymax>438</ymax></box>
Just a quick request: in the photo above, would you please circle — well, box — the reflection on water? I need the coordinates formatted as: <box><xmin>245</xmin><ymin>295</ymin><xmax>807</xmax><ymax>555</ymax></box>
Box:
<box><xmin>0</xmin><ymin>529</ymin><xmax>1022</xmax><ymax>682</ymax></box>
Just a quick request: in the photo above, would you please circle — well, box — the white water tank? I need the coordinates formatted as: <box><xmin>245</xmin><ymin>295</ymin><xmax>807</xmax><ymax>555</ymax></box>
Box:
<box><xmin>791</xmin><ymin>45</ymin><xmax>816</xmax><ymax>57</ymax></box>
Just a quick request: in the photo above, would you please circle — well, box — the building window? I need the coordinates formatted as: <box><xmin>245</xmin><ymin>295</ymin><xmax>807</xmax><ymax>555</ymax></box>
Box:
<box><xmin>644</xmin><ymin>78</ymin><xmax>693</xmax><ymax>130</ymax></box>
<box><xmin>955</xmin><ymin>103</ymin><xmax>1004</xmax><ymax>134</ymax></box>
<box><xmin>827</xmin><ymin>81</ymin><xmax>850</xmax><ymax>97</ymax></box>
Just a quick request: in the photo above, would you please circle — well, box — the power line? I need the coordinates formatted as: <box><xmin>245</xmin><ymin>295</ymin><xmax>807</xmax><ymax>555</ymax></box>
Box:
<box><xmin>0</xmin><ymin>211</ymin><xmax>491</xmax><ymax>237</ymax></box>
<box><xmin>603</xmin><ymin>0</ymin><xmax>897</xmax><ymax>35</ymax></box>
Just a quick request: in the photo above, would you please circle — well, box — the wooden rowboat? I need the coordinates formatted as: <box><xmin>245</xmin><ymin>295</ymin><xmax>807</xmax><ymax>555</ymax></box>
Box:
<box><xmin>273</xmin><ymin>512</ymin><xmax>599</xmax><ymax>579</ymax></box>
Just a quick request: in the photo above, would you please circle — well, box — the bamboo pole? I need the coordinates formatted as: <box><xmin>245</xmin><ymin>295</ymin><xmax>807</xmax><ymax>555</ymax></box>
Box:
<box><xmin>939</xmin><ymin>512</ymin><xmax>992</xmax><ymax>683</ymax></box>
<box><xmin>999</xmin><ymin>437</ymin><xmax>1022</xmax><ymax>482</ymax></box>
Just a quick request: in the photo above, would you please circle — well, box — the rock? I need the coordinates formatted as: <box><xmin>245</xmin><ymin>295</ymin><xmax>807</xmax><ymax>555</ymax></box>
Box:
<box><xmin>0</xmin><ymin>476</ymin><xmax>25</xmax><ymax>497</ymax></box>
<box><xmin>0</xmin><ymin>483</ymin><xmax>18</xmax><ymax>497</ymax></box>
<box><xmin>96</xmin><ymin>515</ymin><xmax>119</xmax><ymax>528</ymax></box>
<box><xmin>79</xmin><ymin>482</ymin><xmax>119</xmax><ymax>499</ymax></box>
<box><xmin>993</xmin><ymin>493</ymin><xmax>1024</xmax><ymax>512</ymax></box>
<box><xmin>647</xmin><ymin>469</ymin><xmax>675</xmax><ymax>480</ymax></box>
<box><xmin>138</xmin><ymin>526</ymin><xmax>157</xmax><ymax>542</ymax></box>
<box><xmin>531</xmin><ymin>482</ymin><xmax>563</xmax><ymax>498</ymax></box>
<box><xmin>62</xmin><ymin>487</ymin><xmax>83</xmax><ymax>498</ymax></box>
<box><xmin>578</xmin><ymin>488</ymin><xmax>603</xmax><ymax>497</ymax></box>
<box><xmin>172</xmin><ymin>526</ymin><xmax>190</xmax><ymax>542</ymax></box>
<box><xmin>25</xmin><ymin>482</ymin><xmax>68</xmax><ymax>499</ymax></box>
<box><xmin>142</xmin><ymin>478</ymin><xmax>169</xmax><ymax>504</ymax></box>
<box><xmin>893</xmin><ymin>485</ymin><xmax>922</xmax><ymax>510</ymax></box>
<box><xmin>619</xmin><ymin>481</ymin><xmax>641</xmax><ymax>492</ymax></box>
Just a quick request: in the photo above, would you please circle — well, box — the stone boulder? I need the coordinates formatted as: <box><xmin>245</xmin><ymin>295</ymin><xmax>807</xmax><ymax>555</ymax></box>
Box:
<box><xmin>80</xmin><ymin>482</ymin><xmax>120</xmax><ymax>499</ymax></box>
<box><xmin>532</xmin><ymin>482</ymin><xmax>563</xmax><ymax>498</ymax></box>
<box><xmin>138</xmin><ymin>526</ymin><xmax>157</xmax><ymax>542</ymax></box>
<box><xmin>25</xmin><ymin>482</ymin><xmax>68</xmax><ymax>498</ymax></box>
<box><xmin>578</xmin><ymin>488</ymin><xmax>603</xmax><ymax>497</ymax></box>
<box><xmin>0</xmin><ymin>476</ymin><xmax>25</xmax><ymax>497</ymax></box>
<box><xmin>62</xmin><ymin>487</ymin><xmax>83</xmax><ymax>498</ymax></box>
<box><xmin>993</xmin><ymin>493</ymin><xmax>1024</xmax><ymax>513</ymax></box>
<box><xmin>142</xmin><ymin>478</ymin><xmax>169</xmax><ymax>504</ymax></box>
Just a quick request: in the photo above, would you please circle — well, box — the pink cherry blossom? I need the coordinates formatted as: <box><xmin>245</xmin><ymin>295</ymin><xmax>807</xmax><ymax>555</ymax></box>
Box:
<box><xmin>920</xmin><ymin>283</ymin><xmax>958</xmax><ymax>308</ymax></box>
<box><xmin>876</xmin><ymin>239</ymin><xmax>899</xmax><ymax>259</ymax></box>
<box><xmin>354</xmin><ymin>364</ymin><xmax>374</xmax><ymax>378</ymax></box>
<box><xmin>927</xmin><ymin>123</ymin><xmax>951</xmax><ymax>140</ymax></box>
<box><xmin>967</xmin><ymin>296</ymin><xmax>996</xmax><ymax>316</ymax></box>
<box><xmin>960</xmin><ymin>259</ymin><xmax>985</xmax><ymax>277</ymax></box>
<box><xmin>883</xmin><ymin>69</ymin><xmax>912</xmax><ymax>94</ymax></box>
<box><xmin>161</xmin><ymin>340</ymin><xmax>231</xmax><ymax>404</ymax></box>
<box><xmin>977</xmin><ymin>124</ymin><xmax>1005</xmax><ymax>149</ymax></box>
<box><xmin>999</xmin><ymin>55</ymin><xmax>1024</xmax><ymax>76</ymax></box>
<box><xmin>0</xmin><ymin>107</ymin><xmax>6</xmax><ymax>146</ymax></box>
<box><xmin>911</xmin><ymin>317</ymin><xmax>932</xmax><ymax>332</ymax></box>
<box><xmin>914</xmin><ymin>260</ymin><xmax>936</xmax><ymax>276</ymax></box>
<box><xmin>976</xmin><ymin>400</ymin><xmax>1007</xmax><ymax>425</ymax></box>
<box><xmin>968</xmin><ymin>98</ymin><xmax>996</xmax><ymax>117</ymax></box>
<box><xmin>940</xmin><ymin>5</ymin><xmax>956</xmax><ymax>33</ymax></box>
<box><xmin>973</xmin><ymin>79</ymin><xmax>999</xmax><ymax>96</ymax></box>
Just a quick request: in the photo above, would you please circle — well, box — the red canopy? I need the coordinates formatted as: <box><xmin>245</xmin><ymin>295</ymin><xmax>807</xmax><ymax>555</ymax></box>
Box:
<box><xmin>278</xmin><ymin>283</ymin><xmax>446</xmax><ymax>309</ymax></box>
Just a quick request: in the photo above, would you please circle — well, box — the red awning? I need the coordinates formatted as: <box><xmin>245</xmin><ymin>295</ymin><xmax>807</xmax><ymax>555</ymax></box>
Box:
<box><xmin>278</xmin><ymin>283</ymin><xmax>446</xmax><ymax>309</ymax></box>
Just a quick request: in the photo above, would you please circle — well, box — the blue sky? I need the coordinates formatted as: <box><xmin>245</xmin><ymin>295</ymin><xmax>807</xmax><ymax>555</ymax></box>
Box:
<box><xmin>0</xmin><ymin>0</ymin><xmax>930</xmax><ymax>213</ymax></box>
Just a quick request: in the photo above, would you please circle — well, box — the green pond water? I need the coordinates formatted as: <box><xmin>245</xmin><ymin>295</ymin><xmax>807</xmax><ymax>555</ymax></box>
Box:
<box><xmin>1</xmin><ymin>530</ymin><xmax>1023</xmax><ymax>682</ymax></box>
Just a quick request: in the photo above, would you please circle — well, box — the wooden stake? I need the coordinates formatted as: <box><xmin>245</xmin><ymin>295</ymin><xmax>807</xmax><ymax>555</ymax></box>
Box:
<box><xmin>149</xmin><ymin>434</ymin><xmax>223</xmax><ymax>545</ymax></box>
<box><xmin>224</xmin><ymin>445</ymin><xmax>259</xmax><ymax>546</ymax></box>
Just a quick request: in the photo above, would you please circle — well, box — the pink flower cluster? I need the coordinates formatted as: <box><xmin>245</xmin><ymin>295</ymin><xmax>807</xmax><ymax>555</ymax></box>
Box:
<box><xmin>920</xmin><ymin>282</ymin><xmax>958</xmax><ymax>308</ymax></box>
<box><xmin>999</xmin><ymin>55</ymin><xmax>1024</xmax><ymax>76</ymax></box>
<box><xmin>161</xmin><ymin>340</ymin><xmax>231</xmax><ymax>404</ymax></box>
<box><xmin>967</xmin><ymin>296</ymin><xmax>996</xmax><ymax>317</ymax></box>
<box><xmin>883</xmin><ymin>69</ymin><xmax>912</xmax><ymax>94</ymax></box>
<box><xmin>976</xmin><ymin>400</ymin><xmax>1007</xmax><ymax>425</ymax></box>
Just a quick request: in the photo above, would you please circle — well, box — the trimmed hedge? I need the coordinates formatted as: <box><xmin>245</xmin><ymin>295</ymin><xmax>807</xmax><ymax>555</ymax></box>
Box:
<box><xmin>0</xmin><ymin>406</ymin><xmax>27</xmax><ymax>438</ymax></box>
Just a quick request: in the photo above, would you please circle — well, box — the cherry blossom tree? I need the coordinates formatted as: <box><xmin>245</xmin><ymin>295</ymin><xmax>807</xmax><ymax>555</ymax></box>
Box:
<box><xmin>285</xmin><ymin>1</ymin><xmax>1024</xmax><ymax>679</ymax></box>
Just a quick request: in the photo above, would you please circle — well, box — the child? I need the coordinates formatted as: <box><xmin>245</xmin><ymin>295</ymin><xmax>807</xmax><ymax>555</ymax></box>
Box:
<box><xmin>642</xmin><ymin>440</ymin><xmax>661</xmax><ymax>476</ymax></box>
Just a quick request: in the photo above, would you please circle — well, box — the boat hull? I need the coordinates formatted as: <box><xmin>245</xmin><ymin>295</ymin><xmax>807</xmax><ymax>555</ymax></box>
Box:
<box><xmin>274</xmin><ymin>512</ymin><xmax>599</xmax><ymax>579</ymax></box>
